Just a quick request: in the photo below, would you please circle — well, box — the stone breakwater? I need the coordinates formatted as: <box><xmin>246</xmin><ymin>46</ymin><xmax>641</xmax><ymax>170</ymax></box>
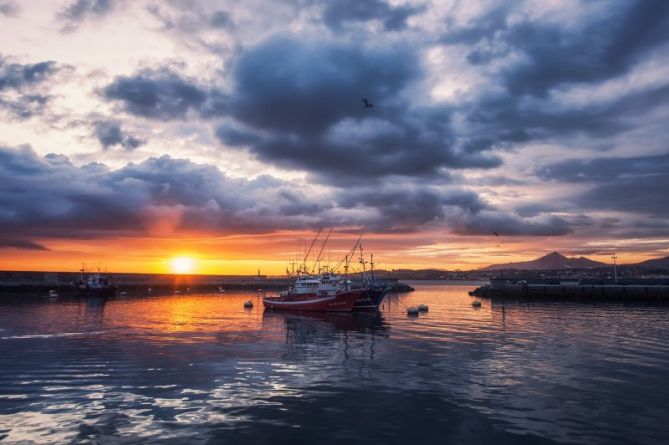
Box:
<box><xmin>471</xmin><ymin>281</ymin><xmax>669</xmax><ymax>301</ymax></box>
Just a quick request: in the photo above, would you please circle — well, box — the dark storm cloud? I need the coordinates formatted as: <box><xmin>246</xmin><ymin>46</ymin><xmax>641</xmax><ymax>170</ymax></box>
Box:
<box><xmin>331</xmin><ymin>182</ymin><xmax>572</xmax><ymax>236</ymax></box>
<box><xmin>336</xmin><ymin>185</ymin><xmax>487</xmax><ymax>232</ymax></box>
<box><xmin>0</xmin><ymin>56</ymin><xmax>57</xmax><ymax>118</ymax></box>
<box><xmin>229</xmin><ymin>37</ymin><xmax>417</xmax><ymax>135</ymax></box>
<box><xmin>0</xmin><ymin>239</ymin><xmax>48</xmax><ymax>250</ymax></box>
<box><xmin>0</xmin><ymin>145</ymin><xmax>560</xmax><ymax>240</ymax></box>
<box><xmin>0</xmin><ymin>145</ymin><xmax>324</xmax><ymax>238</ymax></box>
<box><xmin>538</xmin><ymin>153</ymin><xmax>669</xmax><ymax>183</ymax></box>
<box><xmin>0</xmin><ymin>1</ymin><xmax>18</xmax><ymax>17</ymax></box>
<box><xmin>444</xmin><ymin>1</ymin><xmax>669</xmax><ymax>97</ymax></box>
<box><xmin>93</xmin><ymin>121</ymin><xmax>145</xmax><ymax>150</ymax></box>
<box><xmin>0</xmin><ymin>57</ymin><xmax>56</xmax><ymax>91</ymax></box>
<box><xmin>214</xmin><ymin>36</ymin><xmax>501</xmax><ymax>181</ymax></box>
<box><xmin>462</xmin><ymin>82</ymin><xmax>669</xmax><ymax>154</ymax></box>
<box><xmin>538</xmin><ymin>154</ymin><xmax>669</xmax><ymax>217</ymax></box>
<box><xmin>210</xmin><ymin>10</ymin><xmax>233</xmax><ymax>28</ymax></box>
<box><xmin>58</xmin><ymin>0</ymin><xmax>120</xmax><ymax>31</ymax></box>
<box><xmin>453</xmin><ymin>211</ymin><xmax>573</xmax><ymax>237</ymax></box>
<box><xmin>102</xmin><ymin>37</ymin><xmax>503</xmax><ymax>181</ymax></box>
<box><xmin>434</xmin><ymin>0</ymin><xmax>669</xmax><ymax>161</ymax></box>
<box><xmin>104</xmin><ymin>70</ymin><xmax>210</xmax><ymax>119</ymax></box>
<box><xmin>321</xmin><ymin>0</ymin><xmax>424</xmax><ymax>31</ymax></box>
<box><xmin>515</xmin><ymin>203</ymin><xmax>559</xmax><ymax>218</ymax></box>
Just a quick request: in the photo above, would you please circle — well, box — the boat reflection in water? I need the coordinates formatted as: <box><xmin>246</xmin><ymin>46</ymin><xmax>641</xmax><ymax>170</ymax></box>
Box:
<box><xmin>262</xmin><ymin>310</ymin><xmax>389</xmax><ymax>372</ymax></box>
<box><xmin>263</xmin><ymin>310</ymin><xmax>387</xmax><ymax>338</ymax></box>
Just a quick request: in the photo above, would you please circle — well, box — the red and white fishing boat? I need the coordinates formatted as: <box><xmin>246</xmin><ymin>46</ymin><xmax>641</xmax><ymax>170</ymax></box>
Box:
<box><xmin>263</xmin><ymin>274</ymin><xmax>363</xmax><ymax>312</ymax></box>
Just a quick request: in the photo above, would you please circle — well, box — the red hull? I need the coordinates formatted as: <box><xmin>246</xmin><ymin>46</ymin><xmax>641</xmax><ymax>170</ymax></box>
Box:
<box><xmin>263</xmin><ymin>289</ymin><xmax>363</xmax><ymax>312</ymax></box>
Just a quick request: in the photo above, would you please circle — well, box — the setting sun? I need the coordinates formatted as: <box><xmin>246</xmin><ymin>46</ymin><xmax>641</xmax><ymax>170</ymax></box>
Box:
<box><xmin>171</xmin><ymin>257</ymin><xmax>194</xmax><ymax>274</ymax></box>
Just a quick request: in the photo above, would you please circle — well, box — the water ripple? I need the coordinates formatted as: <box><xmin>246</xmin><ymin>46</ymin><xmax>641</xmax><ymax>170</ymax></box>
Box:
<box><xmin>0</xmin><ymin>285</ymin><xmax>668</xmax><ymax>444</ymax></box>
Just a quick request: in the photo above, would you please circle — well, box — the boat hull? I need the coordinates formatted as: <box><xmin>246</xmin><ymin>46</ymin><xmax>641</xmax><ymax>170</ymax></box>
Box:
<box><xmin>76</xmin><ymin>286</ymin><xmax>118</xmax><ymax>298</ymax></box>
<box><xmin>353</xmin><ymin>286</ymin><xmax>389</xmax><ymax>311</ymax></box>
<box><xmin>263</xmin><ymin>289</ymin><xmax>363</xmax><ymax>312</ymax></box>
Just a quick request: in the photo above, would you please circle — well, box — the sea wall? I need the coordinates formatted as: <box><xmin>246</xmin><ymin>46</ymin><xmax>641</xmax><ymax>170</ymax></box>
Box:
<box><xmin>472</xmin><ymin>282</ymin><xmax>669</xmax><ymax>301</ymax></box>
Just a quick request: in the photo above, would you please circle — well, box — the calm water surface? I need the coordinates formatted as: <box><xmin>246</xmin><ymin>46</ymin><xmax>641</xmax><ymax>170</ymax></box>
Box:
<box><xmin>1</xmin><ymin>282</ymin><xmax>668</xmax><ymax>444</ymax></box>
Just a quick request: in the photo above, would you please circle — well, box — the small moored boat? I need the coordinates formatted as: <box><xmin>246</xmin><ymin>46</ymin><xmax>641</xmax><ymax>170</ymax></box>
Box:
<box><xmin>73</xmin><ymin>264</ymin><xmax>117</xmax><ymax>298</ymax></box>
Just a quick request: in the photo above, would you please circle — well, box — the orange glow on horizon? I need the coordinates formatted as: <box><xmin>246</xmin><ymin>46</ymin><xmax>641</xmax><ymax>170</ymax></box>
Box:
<box><xmin>0</xmin><ymin>230</ymin><xmax>664</xmax><ymax>274</ymax></box>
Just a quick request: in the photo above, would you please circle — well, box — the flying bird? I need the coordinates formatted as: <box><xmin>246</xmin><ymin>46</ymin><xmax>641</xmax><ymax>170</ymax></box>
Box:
<box><xmin>361</xmin><ymin>98</ymin><xmax>374</xmax><ymax>109</ymax></box>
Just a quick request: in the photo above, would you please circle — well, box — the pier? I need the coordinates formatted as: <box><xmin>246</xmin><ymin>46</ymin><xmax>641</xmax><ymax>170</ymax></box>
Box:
<box><xmin>472</xmin><ymin>279</ymin><xmax>669</xmax><ymax>301</ymax></box>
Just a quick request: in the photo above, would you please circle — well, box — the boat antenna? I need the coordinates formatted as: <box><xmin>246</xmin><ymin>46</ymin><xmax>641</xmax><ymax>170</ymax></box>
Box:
<box><xmin>359</xmin><ymin>243</ymin><xmax>368</xmax><ymax>284</ymax></box>
<box><xmin>370</xmin><ymin>253</ymin><xmax>375</xmax><ymax>284</ymax></box>
<box><xmin>301</xmin><ymin>228</ymin><xmax>322</xmax><ymax>274</ymax></box>
<box><xmin>312</xmin><ymin>228</ymin><xmax>333</xmax><ymax>274</ymax></box>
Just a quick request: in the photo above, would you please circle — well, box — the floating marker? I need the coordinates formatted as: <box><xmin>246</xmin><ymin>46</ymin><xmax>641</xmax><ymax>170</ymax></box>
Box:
<box><xmin>472</xmin><ymin>300</ymin><xmax>482</xmax><ymax>307</ymax></box>
<box><xmin>407</xmin><ymin>306</ymin><xmax>419</xmax><ymax>316</ymax></box>
<box><xmin>244</xmin><ymin>300</ymin><xmax>254</xmax><ymax>308</ymax></box>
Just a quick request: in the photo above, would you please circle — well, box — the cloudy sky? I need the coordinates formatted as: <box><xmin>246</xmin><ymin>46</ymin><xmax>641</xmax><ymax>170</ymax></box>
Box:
<box><xmin>1</xmin><ymin>0</ymin><xmax>669</xmax><ymax>273</ymax></box>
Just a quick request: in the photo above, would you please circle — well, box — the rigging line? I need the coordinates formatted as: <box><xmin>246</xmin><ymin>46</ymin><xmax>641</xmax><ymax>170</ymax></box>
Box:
<box><xmin>334</xmin><ymin>233</ymin><xmax>363</xmax><ymax>271</ymax></box>
<box><xmin>312</xmin><ymin>227</ymin><xmax>334</xmax><ymax>274</ymax></box>
<box><xmin>301</xmin><ymin>228</ymin><xmax>322</xmax><ymax>273</ymax></box>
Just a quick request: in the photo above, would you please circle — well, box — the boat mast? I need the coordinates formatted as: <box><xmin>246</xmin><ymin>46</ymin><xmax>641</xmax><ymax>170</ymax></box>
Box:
<box><xmin>301</xmin><ymin>228</ymin><xmax>322</xmax><ymax>275</ymax></box>
<box><xmin>370</xmin><ymin>253</ymin><xmax>375</xmax><ymax>285</ymax></box>
<box><xmin>359</xmin><ymin>244</ymin><xmax>368</xmax><ymax>285</ymax></box>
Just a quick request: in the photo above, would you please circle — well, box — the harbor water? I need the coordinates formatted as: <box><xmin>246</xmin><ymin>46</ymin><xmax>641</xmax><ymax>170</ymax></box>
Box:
<box><xmin>1</xmin><ymin>282</ymin><xmax>668</xmax><ymax>444</ymax></box>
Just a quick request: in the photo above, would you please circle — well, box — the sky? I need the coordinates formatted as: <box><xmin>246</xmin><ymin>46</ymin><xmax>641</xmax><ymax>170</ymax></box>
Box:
<box><xmin>1</xmin><ymin>0</ymin><xmax>669</xmax><ymax>274</ymax></box>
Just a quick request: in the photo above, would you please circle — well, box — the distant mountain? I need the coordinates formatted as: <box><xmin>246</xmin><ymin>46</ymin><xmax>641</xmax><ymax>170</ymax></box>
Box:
<box><xmin>632</xmin><ymin>256</ymin><xmax>669</xmax><ymax>269</ymax></box>
<box><xmin>483</xmin><ymin>252</ymin><xmax>608</xmax><ymax>270</ymax></box>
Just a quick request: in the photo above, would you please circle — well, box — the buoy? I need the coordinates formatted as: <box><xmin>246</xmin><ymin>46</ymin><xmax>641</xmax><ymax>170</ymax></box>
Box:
<box><xmin>407</xmin><ymin>306</ymin><xmax>419</xmax><ymax>316</ymax></box>
<box><xmin>174</xmin><ymin>290</ymin><xmax>181</xmax><ymax>295</ymax></box>
<box><xmin>48</xmin><ymin>290</ymin><xmax>58</xmax><ymax>299</ymax></box>
<box><xmin>119</xmin><ymin>291</ymin><xmax>128</xmax><ymax>296</ymax></box>
<box><xmin>218</xmin><ymin>286</ymin><xmax>225</xmax><ymax>293</ymax></box>
<box><xmin>417</xmin><ymin>304</ymin><xmax>429</xmax><ymax>312</ymax></box>
<box><xmin>147</xmin><ymin>287</ymin><xmax>152</xmax><ymax>293</ymax></box>
<box><xmin>472</xmin><ymin>300</ymin><xmax>482</xmax><ymax>307</ymax></box>
<box><xmin>243</xmin><ymin>300</ymin><xmax>253</xmax><ymax>308</ymax></box>
<box><xmin>186</xmin><ymin>287</ymin><xmax>190</xmax><ymax>293</ymax></box>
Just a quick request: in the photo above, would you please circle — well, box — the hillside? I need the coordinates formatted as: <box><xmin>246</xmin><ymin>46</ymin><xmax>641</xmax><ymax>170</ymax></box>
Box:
<box><xmin>633</xmin><ymin>256</ymin><xmax>669</xmax><ymax>269</ymax></box>
<box><xmin>483</xmin><ymin>252</ymin><xmax>608</xmax><ymax>270</ymax></box>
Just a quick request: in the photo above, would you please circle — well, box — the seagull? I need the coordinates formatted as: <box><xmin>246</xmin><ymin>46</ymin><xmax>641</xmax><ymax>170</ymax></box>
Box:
<box><xmin>361</xmin><ymin>98</ymin><xmax>374</xmax><ymax>109</ymax></box>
